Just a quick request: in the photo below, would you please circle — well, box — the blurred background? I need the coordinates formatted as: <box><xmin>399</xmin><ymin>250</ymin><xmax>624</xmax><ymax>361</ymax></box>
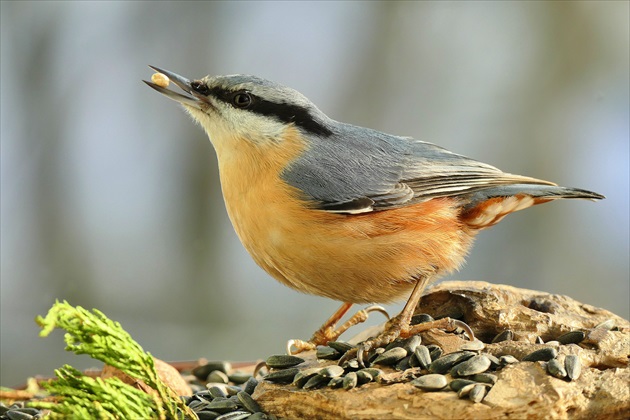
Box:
<box><xmin>1</xmin><ymin>1</ymin><xmax>628</xmax><ymax>387</ymax></box>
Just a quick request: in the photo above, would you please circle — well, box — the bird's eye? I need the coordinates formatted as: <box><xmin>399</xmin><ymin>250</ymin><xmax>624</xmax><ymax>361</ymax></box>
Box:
<box><xmin>232</xmin><ymin>92</ymin><xmax>252</xmax><ymax>108</ymax></box>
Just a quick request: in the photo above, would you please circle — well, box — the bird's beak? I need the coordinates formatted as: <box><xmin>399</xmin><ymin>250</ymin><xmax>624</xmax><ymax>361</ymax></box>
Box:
<box><xmin>143</xmin><ymin>66</ymin><xmax>203</xmax><ymax>109</ymax></box>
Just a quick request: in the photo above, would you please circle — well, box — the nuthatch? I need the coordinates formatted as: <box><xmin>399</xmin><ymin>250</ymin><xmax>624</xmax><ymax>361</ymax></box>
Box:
<box><xmin>145</xmin><ymin>66</ymin><xmax>604</xmax><ymax>363</ymax></box>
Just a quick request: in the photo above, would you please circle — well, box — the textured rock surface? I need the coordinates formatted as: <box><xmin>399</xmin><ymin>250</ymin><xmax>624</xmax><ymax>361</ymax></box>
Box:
<box><xmin>254</xmin><ymin>281</ymin><xmax>630</xmax><ymax>419</ymax></box>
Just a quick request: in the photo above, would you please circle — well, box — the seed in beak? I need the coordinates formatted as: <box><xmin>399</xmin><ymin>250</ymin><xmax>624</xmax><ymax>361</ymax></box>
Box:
<box><xmin>151</xmin><ymin>72</ymin><xmax>170</xmax><ymax>88</ymax></box>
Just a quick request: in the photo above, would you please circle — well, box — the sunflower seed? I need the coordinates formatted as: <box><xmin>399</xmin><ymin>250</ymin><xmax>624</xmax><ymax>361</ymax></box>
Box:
<box><xmin>6</xmin><ymin>413</ymin><xmax>34</xmax><ymax>420</ymax></box>
<box><xmin>469</xmin><ymin>384</ymin><xmax>486</xmax><ymax>403</ymax></box>
<box><xmin>243</xmin><ymin>377</ymin><xmax>259</xmax><ymax>395</ymax></box>
<box><xmin>449</xmin><ymin>379</ymin><xmax>477</xmax><ymax>392</ymax></box>
<box><xmin>303</xmin><ymin>374</ymin><xmax>328</xmax><ymax>390</ymax></box>
<box><xmin>196</xmin><ymin>411</ymin><xmax>221</xmax><ymax>420</ymax></box>
<box><xmin>191</xmin><ymin>390</ymin><xmax>213</xmax><ymax>403</ymax></box>
<box><xmin>215</xmin><ymin>411</ymin><xmax>250</xmax><ymax>420</ymax></box>
<box><xmin>358</xmin><ymin>368</ymin><xmax>383</xmax><ymax>379</ymax></box>
<box><xmin>547</xmin><ymin>359</ymin><xmax>567</xmax><ymax>379</ymax></box>
<box><xmin>491</xmin><ymin>330</ymin><xmax>514</xmax><ymax>343</ymax></box>
<box><xmin>264</xmin><ymin>367</ymin><xmax>299</xmax><ymax>384</ymax></box>
<box><xmin>411</xmin><ymin>313</ymin><xmax>434</xmax><ymax>324</ymax></box>
<box><xmin>451</xmin><ymin>355</ymin><xmax>491</xmax><ymax>377</ymax></box>
<box><xmin>409</xmin><ymin>354</ymin><xmax>420</xmax><ymax>368</ymax></box>
<box><xmin>402</xmin><ymin>335</ymin><xmax>423</xmax><ymax>353</ymax></box>
<box><xmin>373</xmin><ymin>347</ymin><xmax>408</xmax><ymax>366</ymax></box>
<box><xmin>342</xmin><ymin>358</ymin><xmax>360</xmax><ymax>370</ymax></box>
<box><xmin>328</xmin><ymin>377</ymin><xmax>344</xmax><ymax>388</ymax></box>
<box><xmin>469</xmin><ymin>373</ymin><xmax>498</xmax><ymax>385</ymax></box>
<box><xmin>499</xmin><ymin>355</ymin><xmax>519</xmax><ymax>366</ymax></box>
<box><xmin>228</xmin><ymin>371</ymin><xmax>252</xmax><ymax>385</ymax></box>
<box><xmin>395</xmin><ymin>355</ymin><xmax>412</xmax><ymax>371</ymax></box>
<box><xmin>207</xmin><ymin>370</ymin><xmax>230</xmax><ymax>384</ymax></box>
<box><xmin>411</xmin><ymin>374</ymin><xmax>448</xmax><ymax>391</ymax></box>
<box><xmin>429</xmin><ymin>351</ymin><xmax>475</xmax><ymax>374</ymax></box>
<box><xmin>193</xmin><ymin>361</ymin><xmax>232</xmax><ymax>381</ymax></box>
<box><xmin>565</xmin><ymin>355</ymin><xmax>581</xmax><ymax>380</ymax></box>
<box><xmin>293</xmin><ymin>367</ymin><xmax>322</xmax><ymax>388</ymax></box>
<box><xmin>428</xmin><ymin>345</ymin><xmax>443</xmax><ymax>361</ymax></box>
<box><xmin>327</xmin><ymin>341</ymin><xmax>355</xmax><ymax>353</ymax></box>
<box><xmin>367</xmin><ymin>347</ymin><xmax>385</xmax><ymax>364</ymax></box>
<box><xmin>8</xmin><ymin>408</ymin><xmax>40</xmax><ymax>416</ymax></box>
<box><xmin>225</xmin><ymin>385</ymin><xmax>241</xmax><ymax>396</ymax></box>
<box><xmin>535</xmin><ymin>336</ymin><xmax>545</xmax><ymax>344</ymax></box>
<box><xmin>316</xmin><ymin>346</ymin><xmax>341</xmax><ymax>360</ymax></box>
<box><xmin>457</xmin><ymin>383</ymin><xmax>476</xmax><ymax>398</ymax></box>
<box><xmin>237</xmin><ymin>391</ymin><xmax>261</xmax><ymax>413</ymax></box>
<box><xmin>343</xmin><ymin>372</ymin><xmax>358</xmax><ymax>390</ymax></box>
<box><xmin>483</xmin><ymin>353</ymin><xmax>501</xmax><ymax>369</ymax></box>
<box><xmin>385</xmin><ymin>338</ymin><xmax>407</xmax><ymax>351</ymax></box>
<box><xmin>522</xmin><ymin>347</ymin><xmax>557</xmax><ymax>362</ymax></box>
<box><xmin>413</xmin><ymin>346</ymin><xmax>432</xmax><ymax>370</ymax></box>
<box><xmin>356</xmin><ymin>370</ymin><xmax>374</xmax><ymax>385</ymax></box>
<box><xmin>320</xmin><ymin>365</ymin><xmax>345</xmax><ymax>378</ymax></box>
<box><xmin>188</xmin><ymin>399</ymin><xmax>209</xmax><ymax>411</ymax></box>
<box><xmin>557</xmin><ymin>331</ymin><xmax>586</xmax><ymax>345</ymax></box>
<box><xmin>206</xmin><ymin>398</ymin><xmax>239</xmax><ymax>413</ymax></box>
<box><xmin>208</xmin><ymin>386</ymin><xmax>227</xmax><ymax>399</ymax></box>
<box><xmin>460</xmin><ymin>339</ymin><xmax>485</xmax><ymax>351</ymax></box>
<box><xmin>265</xmin><ymin>355</ymin><xmax>305</xmax><ymax>369</ymax></box>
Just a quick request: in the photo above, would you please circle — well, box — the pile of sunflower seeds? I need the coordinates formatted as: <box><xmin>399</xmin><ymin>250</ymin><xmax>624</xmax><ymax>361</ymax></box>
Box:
<box><xmin>186</xmin><ymin>361</ymin><xmax>277</xmax><ymax>420</ymax></box>
<box><xmin>261</xmin><ymin>314</ymin><xmax>591</xmax><ymax>404</ymax></box>
<box><xmin>0</xmin><ymin>402</ymin><xmax>43</xmax><ymax>420</ymax></box>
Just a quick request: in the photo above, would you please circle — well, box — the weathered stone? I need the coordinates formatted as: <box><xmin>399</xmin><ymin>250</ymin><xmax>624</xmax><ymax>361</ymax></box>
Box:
<box><xmin>252</xmin><ymin>282</ymin><xmax>630</xmax><ymax>420</ymax></box>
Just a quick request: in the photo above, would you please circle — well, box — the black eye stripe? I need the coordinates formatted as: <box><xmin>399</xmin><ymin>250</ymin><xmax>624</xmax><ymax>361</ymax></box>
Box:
<box><xmin>249</xmin><ymin>99</ymin><xmax>333</xmax><ymax>137</ymax></box>
<box><xmin>206</xmin><ymin>86</ymin><xmax>332</xmax><ymax>137</ymax></box>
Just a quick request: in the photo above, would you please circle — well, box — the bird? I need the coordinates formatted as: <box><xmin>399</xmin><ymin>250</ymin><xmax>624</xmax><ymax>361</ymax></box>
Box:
<box><xmin>144</xmin><ymin>66</ymin><xmax>604</xmax><ymax>363</ymax></box>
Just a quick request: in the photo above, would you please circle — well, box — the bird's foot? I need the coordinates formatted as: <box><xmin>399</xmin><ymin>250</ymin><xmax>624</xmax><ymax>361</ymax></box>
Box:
<box><xmin>287</xmin><ymin>304</ymin><xmax>389</xmax><ymax>355</ymax></box>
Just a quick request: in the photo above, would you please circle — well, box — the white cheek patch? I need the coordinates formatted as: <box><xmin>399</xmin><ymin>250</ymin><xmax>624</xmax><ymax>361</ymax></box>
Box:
<box><xmin>215</xmin><ymin>102</ymin><xmax>285</xmax><ymax>142</ymax></box>
<box><xmin>184</xmin><ymin>103</ymin><xmax>286</xmax><ymax>152</ymax></box>
<box><xmin>465</xmin><ymin>195</ymin><xmax>535</xmax><ymax>228</ymax></box>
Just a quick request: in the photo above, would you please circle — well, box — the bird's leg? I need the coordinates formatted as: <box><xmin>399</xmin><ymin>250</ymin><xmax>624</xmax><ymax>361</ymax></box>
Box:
<box><xmin>287</xmin><ymin>302</ymin><xmax>389</xmax><ymax>354</ymax></box>
<box><xmin>340</xmin><ymin>276</ymin><xmax>475</xmax><ymax>366</ymax></box>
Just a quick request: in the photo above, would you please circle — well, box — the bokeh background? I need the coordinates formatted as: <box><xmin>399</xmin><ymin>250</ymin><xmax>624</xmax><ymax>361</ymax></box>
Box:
<box><xmin>1</xmin><ymin>1</ymin><xmax>628</xmax><ymax>387</ymax></box>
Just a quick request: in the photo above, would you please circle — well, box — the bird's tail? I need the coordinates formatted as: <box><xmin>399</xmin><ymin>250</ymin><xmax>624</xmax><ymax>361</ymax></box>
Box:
<box><xmin>460</xmin><ymin>184</ymin><xmax>604</xmax><ymax>229</ymax></box>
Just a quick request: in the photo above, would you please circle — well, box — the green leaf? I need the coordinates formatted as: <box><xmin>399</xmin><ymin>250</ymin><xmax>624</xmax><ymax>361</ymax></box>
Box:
<box><xmin>34</xmin><ymin>301</ymin><xmax>196</xmax><ymax>419</ymax></box>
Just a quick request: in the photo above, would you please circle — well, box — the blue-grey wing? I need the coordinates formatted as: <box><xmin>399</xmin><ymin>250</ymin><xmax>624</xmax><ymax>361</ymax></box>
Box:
<box><xmin>281</xmin><ymin>122</ymin><xmax>601</xmax><ymax>214</ymax></box>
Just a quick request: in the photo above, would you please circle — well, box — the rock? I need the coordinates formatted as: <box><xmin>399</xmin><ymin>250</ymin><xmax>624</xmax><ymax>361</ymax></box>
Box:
<box><xmin>102</xmin><ymin>357</ymin><xmax>192</xmax><ymax>397</ymax></box>
<box><xmin>252</xmin><ymin>282</ymin><xmax>629</xmax><ymax>419</ymax></box>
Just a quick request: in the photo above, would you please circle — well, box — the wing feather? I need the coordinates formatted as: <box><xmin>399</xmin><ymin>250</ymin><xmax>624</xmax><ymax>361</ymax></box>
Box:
<box><xmin>282</xmin><ymin>124</ymin><xmax>577</xmax><ymax>214</ymax></box>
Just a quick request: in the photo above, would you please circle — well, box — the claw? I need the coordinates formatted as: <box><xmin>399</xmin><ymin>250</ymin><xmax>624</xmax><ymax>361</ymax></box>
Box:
<box><xmin>356</xmin><ymin>345</ymin><xmax>370</xmax><ymax>368</ymax></box>
<box><xmin>452</xmin><ymin>319</ymin><xmax>476</xmax><ymax>341</ymax></box>
<box><xmin>286</xmin><ymin>338</ymin><xmax>316</xmax><ymax>355</ymax></box>
<box><xmin>364</xmin><ymin>305</ymin><xmax>390</xmax><ymax>319</ymax></box>
<box><xmin>253</xmin><ymin>361</ymin><xmax>268</xmax><ymax>378</ymax></box>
